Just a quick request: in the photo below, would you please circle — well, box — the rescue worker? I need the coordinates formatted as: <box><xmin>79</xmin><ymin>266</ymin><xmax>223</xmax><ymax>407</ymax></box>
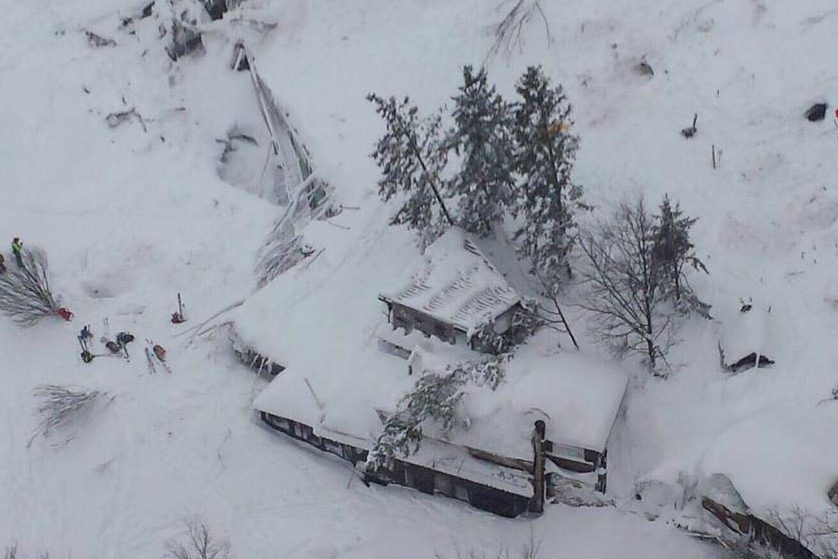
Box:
<box><xmin>78</xmin><ymin>325</ymin><xmax>93</xmax><ymax>350</ymax></box>
<box><xmin>116</xmin><ymin>331</ymin><xmax>134</xmax><ymax>357</ymax></box>
<box><xmin>11</xmin><ymin>237</ymin><xmax>23</xmax><ymax>267</ymax></box>
<box><xmin>152</xmin><ymin>344</ymin><xmax>167</xmax><ymax>362</ymax></box>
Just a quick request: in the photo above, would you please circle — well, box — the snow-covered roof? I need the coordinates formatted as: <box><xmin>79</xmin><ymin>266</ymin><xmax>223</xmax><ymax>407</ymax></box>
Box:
<box><xmin>252</xmin><ymin>329</ymin><xmax>628</xmax><ymax>463</ymax></box>
<box><xmin>379</xmin><ymin>227</ymin><xmax>521</xmax><ymax>333</ymax></box>
<box><xmin>239</xmin><ymin>213</ymin><xmax>625</xmax><ymax>483</ymax></box>
<box><xmin>700</xmin><ymin>403</ymin><xmax>838</xmax><ymax>517</ymax></box>
<box><xmin>451</xmin><ymin>344</ymin><xmax>629</xmax><ymax>457</ymax></box>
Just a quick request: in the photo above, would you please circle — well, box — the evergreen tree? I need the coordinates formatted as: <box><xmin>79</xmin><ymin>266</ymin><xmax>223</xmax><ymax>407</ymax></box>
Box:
<box><xmin>652</xmin><ymin>195</ymin><xmax>709</xmax><ymax>315</ymax></box>
<box><xmin>366</xmin><ymin>371</ymin><xmax>465</xmax><ymax>471</ymax></box>
<box><xmin>512</xmin><ymin>66</ymin><xmax>583</xmax><ymax>281</ymax></box>
<box><xmin>366</xmin><ymin>355</ymin><xmax>508</xmax><ymax>472</ymax></box>
<box><xmin>368</xmin><ymin>94</ymin><xmax>453</xmax><ymax>244</ymax></box>
<box><xmin>449</xmin><ymin>66</ymin><xmax>516</xmax><ymax>237</ymax></box>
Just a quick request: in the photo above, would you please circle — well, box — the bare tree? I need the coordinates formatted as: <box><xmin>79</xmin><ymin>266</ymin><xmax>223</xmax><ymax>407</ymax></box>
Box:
<box><xmin>166</xmin><ymin>521</ymin><xmax>231</xmax><ymax>559</ymax></box>
<box><xmin>535</xmin><ymin>279</ymin><xmax>579</xmax><ymax>349</ymax></box>
<box><xmin>766</xmin><ymin>506</ymin><xmax>838</xmax><ymax>559</ymax></box>
<box><xmin>578</xmin><ymin>197</ymin><xmax>674</xmax><ymax>373</ymax></box>
<box><xmin>3</xmin><ymin>543</ymin><xmax>51</xmax><ymax>559</ymax></box>
<box><xmin>0</xmin><ymin>248</ymin><xmax>59</xmax><ymax>326</ymax></box>
<box><xmin>29</xmin><ymin>385</ymin><xmax>110</xmax><ymax>447</ymax></box>
<box><xmin>488</xmin><ymin>0</ymin><xmax>552</xmax><ymax>59</ymax></box>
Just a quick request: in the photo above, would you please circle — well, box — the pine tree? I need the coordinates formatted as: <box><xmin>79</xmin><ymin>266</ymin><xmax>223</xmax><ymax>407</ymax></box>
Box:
<box><xmin>449</xmin><ymin>66</ymin><xmax>516</xmax><ymax>237</ymax></box>
<box><xmin>366</xmin><ymin>355</ymin><xmax>508</xmax><ymax>472</ymax></box>
<box><xmin>652</xmin><ymin>195</ymin><xmax>709</xmax><ymax>315</ymax></box>
<box><xmin>368</xmin><ymin>94</ymin><xmax>453</xmax><ymax>244</ymax></box>
<box><xmin>366</xmin><ymin>371</ymin><xmax>465</xmax><ymax>471</ymax></box>
<box><xmin>512</xmin><ymin>66</ymin><xmax>583</xmax><ymax>281</ymax></box>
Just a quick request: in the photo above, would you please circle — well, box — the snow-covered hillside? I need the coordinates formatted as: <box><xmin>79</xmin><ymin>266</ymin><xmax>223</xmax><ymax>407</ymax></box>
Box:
<box><xmin>1</xmin><ymin>0</ymin><xmax>836</xmax><ymax>557</ymax></box>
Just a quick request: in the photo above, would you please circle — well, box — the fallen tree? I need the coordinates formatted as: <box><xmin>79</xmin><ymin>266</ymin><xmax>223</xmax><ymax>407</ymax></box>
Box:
<box><xmin>0</xmin><ymin>248</ymin><xmax>60</xmax><ymax>326</ymax></box>
<box><xmin>29</xmin><ymin>384</ymin><xmax>111</xmax><ymax>447</ymax></box>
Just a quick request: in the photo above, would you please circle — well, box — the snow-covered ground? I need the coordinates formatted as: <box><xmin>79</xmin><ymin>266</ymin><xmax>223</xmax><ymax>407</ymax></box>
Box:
<box><xmin>1</xmin><ymin>0</ymin><xmax>836</xmax><ymax>556</ymax></box>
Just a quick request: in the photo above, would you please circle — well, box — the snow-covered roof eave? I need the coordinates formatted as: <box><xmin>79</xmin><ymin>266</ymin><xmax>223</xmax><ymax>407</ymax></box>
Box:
<box><xmin>400</xmin><ymin>436</ymin><xmax>535</xmax><ymax>498</ymax></box>
<box><xmin>380</xmin><ymin>227</ymin><xmax>523</xmax><ymax>334</ymax></box>
<box><xmin>378</xmin><ymin>293</ymin><xmax>522</xmax><ymax>334</ymax></box>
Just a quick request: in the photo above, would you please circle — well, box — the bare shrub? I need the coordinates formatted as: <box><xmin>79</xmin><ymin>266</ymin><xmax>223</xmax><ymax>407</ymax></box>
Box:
<box><xmin>3</xmin><ymin>543</ymin><xmax>51</xmax><ymax>559</ymax></box>
<box><xmin>166</xmin><ymin>521</ymin><xmax>231</xmax><ymax>559</ymax></box>
<box><xmin>766</xmin><ymin>506</ymin><xmax>838</xmax><ymax>559</ymax></box>
<box><xmin>488</xmin><ymin>0</ymin><xmax>552</xmax><ymax>59</ymax></box>
<box><xmin>0</xmin><ymin>248</ymin><xmax>59</xmax><ymax>326</ymax></box>
<box><xmin>436</xmin><ymin>531</ymin><xmax>541</xmax><ymax>559</ymax></box>
<box><xmin>29</xmin><ymin>385</ymin><xmax>109</xmax><ymax>447</ymax></box>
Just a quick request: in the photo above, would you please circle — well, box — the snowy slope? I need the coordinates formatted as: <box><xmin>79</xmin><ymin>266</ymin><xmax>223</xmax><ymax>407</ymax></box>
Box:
<box><xmin>1</xmin><ymin>0</ymin><xmax>836</xmax><ymax>557</ymax></box>
<box><xmin>244</xmin><ymin>0</ymin><xmax>838</xmax><ymax>521</ymax></box>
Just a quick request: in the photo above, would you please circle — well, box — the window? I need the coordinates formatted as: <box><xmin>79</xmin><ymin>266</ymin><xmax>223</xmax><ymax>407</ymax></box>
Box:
<box><xmin>434</xmin><ymin>473</ymin><xmax>454</xmax><ymax>497</ymax></box>
<box><xmin>551</xmin><ymin>443</ymin><xmax>586</xmax><ymax>463</ymax></box>
<box><xmin>434</xmin><ymin>322</ymin><xmax>454</xmax><ymax>344</ymax></box>
<box><xmin>323</xmin><ymin>438</ymin><xmax>343</xmax><ymax>457</ymax></box>
<box><xmin>454</xmin><ymin>484</ymin><xmax>470</xmax><ymax>502</ymax></box>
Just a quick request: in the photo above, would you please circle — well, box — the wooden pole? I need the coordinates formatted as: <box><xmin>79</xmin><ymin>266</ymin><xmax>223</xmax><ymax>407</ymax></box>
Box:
<box><xmin>177</xmin><ymin>292</ymin><xmax>184</xmax><ymax>317</ymax></box>
<box><xmin>530</xmin><ymin>420</ymin><xmax>546</xmax><ymax>514</ymax></box>
<box><xmin>712</xmin><ymin>144</ymin><xmax>716</xmax><ymax>169</ymax></box>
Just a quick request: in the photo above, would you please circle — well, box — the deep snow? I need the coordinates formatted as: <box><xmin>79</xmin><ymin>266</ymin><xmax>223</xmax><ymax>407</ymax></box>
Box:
<box><xmin>1</xmin><ymin>0</ymin><xmax>836</xmax><ymax>557</ymax></box>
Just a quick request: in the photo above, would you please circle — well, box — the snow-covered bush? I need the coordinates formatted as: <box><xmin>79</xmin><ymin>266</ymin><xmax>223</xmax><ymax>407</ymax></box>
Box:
<box><xmin>0</xmin><ymin>248</ymin><xmax>59</xmax><ymax>326</ymax></box>
<box><xmin>153</xmin><ymin>0</ymin><xmax>208</xmax><ymax>60</ymax></box>
<box><xmin>166</xmin><ymin>521</ymin><xmax>231</xmax><ymax>559</ymax></box>
<box><xmin>469</xmin><ymin>304</ymin><xmax>539</xmax><ymax>355</ymax></box>
<box><xmin>29</xmin><ymin>385</ymin><xmax>108</xmax><ymax>447</ymax></box>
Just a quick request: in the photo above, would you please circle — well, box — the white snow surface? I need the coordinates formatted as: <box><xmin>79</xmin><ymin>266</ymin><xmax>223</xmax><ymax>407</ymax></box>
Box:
<box><xmin>459</xmin><ymin>342</ymin><xmax>628</xmax><ymax>457</ymax></box>
<box><xmin>716</xmin><ymin>295</ymin><xmax>780</xmax><ymax>366</ymax></box>
<box><xmin>2</xmin><ymin>0</ymin><xmax>837</xmax><ymax>556</ymax></box>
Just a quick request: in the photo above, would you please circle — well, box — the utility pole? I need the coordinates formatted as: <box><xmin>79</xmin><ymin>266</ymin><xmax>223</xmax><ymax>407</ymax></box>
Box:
<box><xmin>530</xmin><ymin>420</ymin><xmax>546</xmax><ymax>514</ymax></box>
